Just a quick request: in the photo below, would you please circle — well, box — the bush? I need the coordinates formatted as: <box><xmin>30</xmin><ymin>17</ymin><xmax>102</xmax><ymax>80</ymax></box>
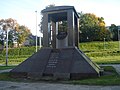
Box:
<box><xmin>0</xmin><ymin>46</ymin><xmax>36</xmax><ymax>65</ymax></box>
<box><xmin>1</xmin><ymin>46</ymin><xmax>36</xmax><ymax>56</ymax></box>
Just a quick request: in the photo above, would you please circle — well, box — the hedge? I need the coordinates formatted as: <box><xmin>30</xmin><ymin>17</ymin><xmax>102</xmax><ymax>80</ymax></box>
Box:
<box><xmin>1</xmin><ymin>46</ymin><xmax>36</xmax><ymax>56</ymax></box>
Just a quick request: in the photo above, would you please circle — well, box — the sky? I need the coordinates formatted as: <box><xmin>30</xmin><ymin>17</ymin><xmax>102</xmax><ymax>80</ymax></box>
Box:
<box><xmin>0</xmin><ymin>0</ymin><xmax>120</xmax><ymax>36</ymax></box>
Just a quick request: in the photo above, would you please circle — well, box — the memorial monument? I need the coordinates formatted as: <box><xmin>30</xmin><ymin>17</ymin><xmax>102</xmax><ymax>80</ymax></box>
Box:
<box><xmin>11</xmin><ymin>6</ymin><xmax>102</xmax><ymax>80</ymax></box>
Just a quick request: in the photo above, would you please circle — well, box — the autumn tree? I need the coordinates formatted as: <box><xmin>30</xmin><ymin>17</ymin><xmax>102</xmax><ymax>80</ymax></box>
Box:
<box><xmin>0</xmin><ymin>18</ymin><xmax>18</xmax><ymax>46</ymax></box>
<box><xmin>79</xmin><ymin>13</ymin><xmax>111</xmax><ymax>42</ymax></box>
<box><xmin>17</xmin><ymin>25</ymin><xmax>31</xmax><ymax>46</ymax></box>
<box><xmin>0</xmin><ymin>18</ymin><xmax>31</xmax><ymax>47</ymax></box>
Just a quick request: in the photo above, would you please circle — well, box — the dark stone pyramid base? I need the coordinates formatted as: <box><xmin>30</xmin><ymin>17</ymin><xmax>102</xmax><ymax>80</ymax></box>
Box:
<box><xmin>10</xmin><ymin>47</ymin><xmax>102</xmax><ymax>80</ymax></box>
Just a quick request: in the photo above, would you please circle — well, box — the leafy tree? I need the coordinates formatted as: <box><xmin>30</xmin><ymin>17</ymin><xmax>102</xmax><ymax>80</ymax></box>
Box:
<box><xmin>0</xmin><ymin>18</ymin><xmax>17</xmax><ymax>47</ymax></box>
<box><xmin>79</xmin><ymin>13</ymin><xmax>111</xmax><ymax>42</ymax></box>
<box><xmin>17</xmin><ymin>25</ymin><xmax>31</xmax><ymax>47</ymax></box>
<box><xmin>109</xmin><ymin>24</ymin><xmax>118</xmax><ymax>41</ymax></box>
<box><xmin>0</xmin><ymin>18</ymin><xmax>31</xmax><ymax>47</ymax></box>
<box><xmin>46</xmin><ymin>4</ymin><xmax>55</xmax><ymax>9</ymax></box>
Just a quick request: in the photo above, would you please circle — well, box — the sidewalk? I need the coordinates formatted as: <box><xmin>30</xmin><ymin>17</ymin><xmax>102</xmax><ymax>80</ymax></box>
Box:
<box><xmin>0</xmin><ymin>69</ymin><xmax>12</xmax><ymax>73</ymax></box>
<box><xmin>99</xmin><ymin>64</ymin><xmax>120</xmax><ymax>75</ymax></box>
<box><xmin>0</xmin><ymin>81</ymin><xmax>120</xmax><ymax>90</ymax></box>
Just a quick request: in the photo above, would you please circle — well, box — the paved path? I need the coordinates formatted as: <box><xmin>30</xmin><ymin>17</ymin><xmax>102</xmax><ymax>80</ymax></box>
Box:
<box><xmin>0</xmin><ymin>69</ymin><xmax>12</xmax><ymax>74</ymax></box>
<box><xmin>0</xmin><ymin>81</ymin><xmax>120</xmax><ymax>90</ymax></box>
<box><xmin>99</xmin><ymin>64</ymin><xmax>120</xmax><ymax>75</ymax></box>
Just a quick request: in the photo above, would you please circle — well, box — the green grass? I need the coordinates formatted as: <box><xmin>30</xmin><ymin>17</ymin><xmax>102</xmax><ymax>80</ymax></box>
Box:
<box><xmin>68</xmin><ymin>66</ymin><xmax>120</xmax><ymax>85</ymax></box>
<box><xmin>0</xmin><ymin>66</ymin><xmax>16</xmax><ymax>70</ymax></box>
<box><xmin>0</xmin><ymin>66</ymin><xmax>120</xmax><ymax>85</ymax></box>
<box><xmin>0</xmin><ymin>72</ymin><xmax>14</xmax><ymax>81</ymax></box>
<box><xmin>0</xmin><ymin>41</ymin><xmax>120</xmax><ymax>65</ymax></box>
<box><xmin>0</xmin><ymin>72</ymin><xmax>22</xmax><ymax>82</ymax></box>
<box><xmin>79</xmin><ymin>41</ymin><xmax>119</xmax><ymax>51</ymax></box>
<box><xmin>70</xmin><ymin>75</ymin><xmax>120</xmax><ymax>85</ymax></box>
<box><xmin>91</xmin><ymin>56</ymin><xmax>120</xmax><ymax>64</ymax></box>
<box><xmin>79</xmin><ymin>41</ymin><xmax>120</xmax><ymax>64</ymax></box>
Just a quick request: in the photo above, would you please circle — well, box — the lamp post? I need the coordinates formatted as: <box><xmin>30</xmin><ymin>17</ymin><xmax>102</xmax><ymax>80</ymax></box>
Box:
<box><xmin>35</xmin><ymin>11</ymin><xmax>38</xmax><ymax>52</ymax></box>
<box><xmin>104</xmin><ymin>38</ymin><xmax>105</xmax><ymax>50</ymax></box>
<box><xmin>38</xmin><ymin>23</ymin><xmax>42</xmax><ymax>49</ymax></box>
<box><xmin>6</xmin><ymin>29</ymin><xmax>9</xmax><ymax>66</ymax></box>
<box><xmin>118</xmin><ymin>27</ymin><xmax>120</xmax><ymax>51</ymax></box>
<box><xmin>39</xmin><ymin>25</ymin><xmax>41</xmax><ymax>48</ymax></box>
<box><xmin>87</xmin><ymin>36</ymin><xmax>89</xmax><ymax>42</ymax></box>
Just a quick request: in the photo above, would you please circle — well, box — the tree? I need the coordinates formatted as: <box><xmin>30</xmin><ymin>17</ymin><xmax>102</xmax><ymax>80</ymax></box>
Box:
<box><xmin>0</xmin><ymin>18</ymin><xmax>18</xmax><ymax>47</ymax></box>
<box><xmin>46</xmin><ymin>4</ymin><xmax>55</xmax><ymax>9</ymax></box>
<box><xmin>0</xmin><ymin>18</ymin><xmax>31</xmax><ymax>47</ymax></box>
<box><xmin>40</xmin><ymin>4</ymin><xmax>56</xmax><ymax>33</ymax></box>
<box><xmin>79</xmin><ymin>13</ymin><xmax>111</xmax><ymax>42</ymax></box>
<box><xmin>109</xmin><ymin>24</ymin><xmax>118</xmax><ymax>41</ymax></box>
<box><xmin>17</xmin><ymin>25</ymin><xmax>31</xmax><ymax>47</ymax></box>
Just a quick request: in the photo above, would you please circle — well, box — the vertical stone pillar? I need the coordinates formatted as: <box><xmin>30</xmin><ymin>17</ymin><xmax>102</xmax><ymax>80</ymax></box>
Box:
<box><xmin>75</xmin><ymin>17</ymin><xmax>79</xmax><ymax>47</ymax></box>
<box><xmin>56</xmin><ymin>22</ymin><xmax>58</xmax><ymax>48</ymax></box>
<box><xmin>43</xmin><ymin>13</ymin><xmax>49</xmax><ymax>47</ymax></box>
<box><xmin>48</xmin><ymin>22</ymin><xmax>51</xmax><ymax>46</ymax></box>
<box><xmin>51</xmin><ymin>21</ymin><xmax>56</xmax><ymax>48</ymax></box>
<box><xmin>67</xmin><ymin>10</ymin><xmax>75</xmax><ymax>46</ymax></box>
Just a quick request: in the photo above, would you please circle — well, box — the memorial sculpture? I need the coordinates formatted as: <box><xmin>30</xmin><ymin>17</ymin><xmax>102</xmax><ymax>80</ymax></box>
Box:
<box><xmin>11</xmin><ymin>6</ymin><xmax>102</xmax><ymax>80</ymax></box>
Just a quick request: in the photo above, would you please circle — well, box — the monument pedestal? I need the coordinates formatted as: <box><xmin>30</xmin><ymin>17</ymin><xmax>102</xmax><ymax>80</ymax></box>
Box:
<box><xmin>11</xmin><ymin>47</ymin><xmax>102</xmax><ymax>80</ymax></box>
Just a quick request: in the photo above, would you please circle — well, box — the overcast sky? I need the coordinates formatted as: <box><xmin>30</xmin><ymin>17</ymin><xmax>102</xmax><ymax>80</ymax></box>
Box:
<box><xmin>0</xmin><ymin>0</ymin><xmax>120</xmax><ymax>36</ymax></box>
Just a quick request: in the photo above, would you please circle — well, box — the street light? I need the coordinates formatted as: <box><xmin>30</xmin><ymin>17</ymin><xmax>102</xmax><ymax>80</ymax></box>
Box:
<box><xmin>104</xmin><ymin>38</ymin><xmax>106</xmax><ymax>50</ymax></box>
<box><xmin>38</xmin><ymin>24</ymin><xmax>41</xmax><ymax>48</ymax></box>
<box><xmin>35</xmin><ymin>11</ymin><xmax>38</xmax><ymax>52</ymax></box>
<box><xmin>0</xmin><ymin>26</ymin><xmax>8</xmax><ymax>66</ymax></box>
<box><xmin>6</xmin><ymin>30</ymin><xmax>8</xmax><ymax>66</ymax></box>
<box><xmin>118</xmin><ymin>27</ymin><xmax>120</xmax><ymax>51</ymax></box>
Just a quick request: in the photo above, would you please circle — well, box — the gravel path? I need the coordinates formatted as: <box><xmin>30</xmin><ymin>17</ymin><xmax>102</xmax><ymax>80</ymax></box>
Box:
<box><xmin>0</xmin><ymin>81</ymin><xmax>120</xmax><ymax>90</ymax></box>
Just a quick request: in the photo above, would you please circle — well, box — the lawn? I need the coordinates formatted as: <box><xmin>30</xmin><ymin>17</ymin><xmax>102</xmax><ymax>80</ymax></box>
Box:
<box><xmin>80</xmin><ymin>41</ymin><xmax>120</xmax><ymax>64</ymax></box>
<box><xmin>0</xmin><ymin>66</ymin><xmax>16</xmax><ymax>70</ymax></box>
<box><xmin>67</xmin><ymin>66</ymin><xmax>120</xmax><ymax>85</ymax></box>
<box><xmin>0</xmin><ymin>41</ymin><xmax>120</xmax><ymax>65</ymax></box>
<box><xmin>91</xmin><ymin>56</ymin><xmax>120</xmax><ymax>64</ymax></box>
<box><xmin>0</xmin><ymin>66</ymin><xmax>120</xmax><ymax>85</ymax></box>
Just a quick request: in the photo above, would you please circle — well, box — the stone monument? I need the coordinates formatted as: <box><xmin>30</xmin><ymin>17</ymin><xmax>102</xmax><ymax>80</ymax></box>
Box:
<box><xmin>10</xmin><ymin>6</ymin><xmax>102</xmax><ymax>80</ymax></box>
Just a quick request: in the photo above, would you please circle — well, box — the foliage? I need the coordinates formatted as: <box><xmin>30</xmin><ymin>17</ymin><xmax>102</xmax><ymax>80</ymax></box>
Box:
<box><xmin>1</xmin><ymin>46</ymin><xmax>36</xmax><ymax>56</ymax></box>
<box><xmin>17</xmin><ymin>25</ymin><xmax>31</xmax><ymax>46</ymax></box>
<box><xmin>0</xmin><ymin>18</ymin><xmax>31</xmax><ymax>47</ymax></box>
<box><xmin>109</xmin><ymin>24</ymin><xmax>118</xmax><ymax>41</ymax></box>
<box><xmin>79</xmin><ymin>13</ymin><xmax>111</xmax><ymax>42</ymax></box>
<box><xmin>45</xmin><ymin>4</ymin><xmax>55</xmax><ymax>9</ymax></box>
<box><xmin>58</xmin><ymin>21</ymin><xmax>67</xmax><ymax>32</ymax></box>
<box><xmin>0</xmin><ymin>18</ymin><xmax>18</xmax><ymax>46</ymax></box>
